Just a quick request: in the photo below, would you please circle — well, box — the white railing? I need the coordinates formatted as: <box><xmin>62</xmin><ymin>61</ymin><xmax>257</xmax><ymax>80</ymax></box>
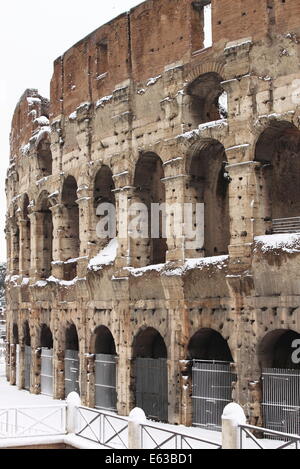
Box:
<box><xmin>140</xmin><ymin>422</ymin><xmax>221</xmax><ymax>449</ymax></box>
<box><xmin>0</xmin><ymin>405</ymin><xmax>67</xmax><ymax>438</ymax></box>
<box><xmin>239</xmin><ymin>424</ymin><xmax>300</xmax><ymax>450</ymax></box>
<box><xmin>75</xmin><ymin>406</ymin><xmax>129</xmax><ymax>449</ymax></box>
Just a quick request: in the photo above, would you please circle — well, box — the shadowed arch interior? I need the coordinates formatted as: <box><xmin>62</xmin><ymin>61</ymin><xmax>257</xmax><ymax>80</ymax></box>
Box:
<box><xmin>41</xmin><ymin>324</ymin><xmax>53</xmax><ymax>349</ymax></box>
<box><xmin>186</xmin><ymin>140</ymin><xmax>230</xmax><ymax>257</ymax></box>
<box><xmin>94</xmin><ymin>326</ymin><xmax>116</xmax><ymax>355</ymax></box>
<box><xmin>66</xmin><ymin>323</ymin><xmax>79</xmax><ymax>351</ymax></box>
<box><xmin>23</xmin><ymin>321</ymin><xmax>31</xmax><ymax>347</ymax></box>
<box><xmin>188</xmin><ymin>328</ymin><xmax>233</xmax><ymax>362</ymax></box>
<box><xmin>36</xmin><ymin>191</ymin><xmax>53</xmax><ymax>278</ymax></box>
<box><xmin>255</xmin><ymin>121</ymin><xmax>300</xmax><ymax>221</ymax></box>
<box><xmin>93</xmin><ymin>166</ymin><xmax>116</xmax><ymax>247</ymax></box>
<box><xmin>133</xmin><ymin>152</ymin><xmax>167</xmax><ymax>266</ymax></box>
<box><xmin>37</xmin><ymin>136</ymin><xmax>52</xmax><ymax>177</ymax></box>
<box><xmin>22</xmin><ymin>194</ymin><xmax>31</xmax><ymax>276</ymax></box>
<box><xmin>133</xmin><ymin>327</ymin><xmax>167</xmax><ymax>359</ymax></box>
<box><xmin>62</xmin><ymin>176</ymin><xmax>79</xmax><ymax>280</ymax></box>
<box><xmin>13</xmin><ymin>323</ymin><xmax>19</xmax><ymax>345</ymax></box>
<box><xmin>186</xmin><ymin>72</ymin><xmax>227</xmax><ymax>127</ymax></box>
<box><xmin>258</xmin><ymin>329</ymin><xmax>300</xmax><ymax>369</ymax></box>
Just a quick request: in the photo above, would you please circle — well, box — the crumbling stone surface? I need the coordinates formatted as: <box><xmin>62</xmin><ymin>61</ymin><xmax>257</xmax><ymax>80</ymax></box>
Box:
<box><xmin>5</xmin><ymin>0</ymin><xmax>300</xmax><ymax>426</ymax></box>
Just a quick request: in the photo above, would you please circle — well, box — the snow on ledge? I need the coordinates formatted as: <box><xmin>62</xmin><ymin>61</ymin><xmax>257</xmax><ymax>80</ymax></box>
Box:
<box><xmin>254</xmin><ymin>233</ymin><xmax>300</xmax><ymax>253</ymax></box>
<box><xmin>88</xmin><ymin>238</ymin><xmax>118</xmax><ymax>271</ymax></box>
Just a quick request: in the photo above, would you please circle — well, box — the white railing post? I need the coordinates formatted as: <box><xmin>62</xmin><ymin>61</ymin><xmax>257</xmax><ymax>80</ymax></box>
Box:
<box><xmin>66</xmin><ymin>392</ymin><xmax>81</xmax><ymax>434</ymax></box>
<box><xmin>222</xmin><ymin>403</ymin><xmax>247</xmax><ymax>449</ymax></box>
<box><xmin>128</xmin><ymin>407</ymin><xmax>146</xmax><ymax>449</ymax></box>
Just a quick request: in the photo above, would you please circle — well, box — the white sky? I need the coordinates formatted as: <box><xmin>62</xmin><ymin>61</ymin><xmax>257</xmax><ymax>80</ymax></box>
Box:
<box><xmin>0</xmin><ymin>0</ymin><xmax>142</xmax><ymax>263</ymax></box>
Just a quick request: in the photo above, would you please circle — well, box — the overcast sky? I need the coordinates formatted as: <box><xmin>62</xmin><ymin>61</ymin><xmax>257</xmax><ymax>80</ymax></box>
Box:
<box><xmin>0</xmin><ymin>0</ymin><xmax>142</xmax><ymax>263</ymax></box>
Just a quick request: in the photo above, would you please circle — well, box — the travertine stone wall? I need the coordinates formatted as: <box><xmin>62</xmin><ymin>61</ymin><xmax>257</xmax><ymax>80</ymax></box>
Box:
<box><xmin>5</xmin><ymin>0</ymin><xmax>300</xmax><ymax>426</ymax></box>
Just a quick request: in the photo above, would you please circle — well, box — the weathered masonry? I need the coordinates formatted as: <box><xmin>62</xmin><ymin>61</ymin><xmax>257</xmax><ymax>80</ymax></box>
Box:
<box><xmin>5</xmin><ymin>0</ymin><xmax>300</xmax><ymax>432</ymax></box>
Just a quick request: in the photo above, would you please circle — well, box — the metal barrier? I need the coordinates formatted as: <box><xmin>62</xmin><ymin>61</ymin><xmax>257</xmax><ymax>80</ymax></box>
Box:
<box><xmin>140</xmin><ymin>421</ymin><xmax>222</xmax><ymax>449</ymax></box>
<box><xmin>75</xmin><ymin>406</ymin><xmax>129</xmax><ymax>449</ymax></box>
<box><xmin>0</xmin><ymin>405</ymin><xmax>67</xmax><ymax>438</ymax></box>
<box><xmin>239</xmin><ymin>424</ymin><xmax>300</xmax><ymax>449</ymax></box>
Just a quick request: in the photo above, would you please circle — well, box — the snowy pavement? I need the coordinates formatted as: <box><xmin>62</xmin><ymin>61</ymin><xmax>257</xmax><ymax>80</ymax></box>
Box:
<box><xmin>0</xmin><ymin>364</ymin><xmax>64</xmax><ymax>408</ymax></box>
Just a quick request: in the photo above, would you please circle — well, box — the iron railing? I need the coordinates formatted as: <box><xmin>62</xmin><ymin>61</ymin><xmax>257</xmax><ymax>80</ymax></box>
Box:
<box><xmin>0</xmin><ymin>405</ymin><xmax>67</xmax><ymax>438</ymax></box>
<box><xmin>140</xmin><ymin>421</ymin><xmax>222</xmax><ymax>449</ymax></box>
<box><xmin>75</xmin><ymin>406</ymin><xmax>128</xmax><ymax>449</ymax></box>
<box><xmin>239</xmin><ymin>424</ymin><xmax>300</xmax><ymax>449</ymax></box>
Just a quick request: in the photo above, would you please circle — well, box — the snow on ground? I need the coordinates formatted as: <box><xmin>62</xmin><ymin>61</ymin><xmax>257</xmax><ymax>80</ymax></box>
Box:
<box><xmin>0</xmin><ymin>364</ymin><xmax>64</xmax><ymax>407</ymax></box>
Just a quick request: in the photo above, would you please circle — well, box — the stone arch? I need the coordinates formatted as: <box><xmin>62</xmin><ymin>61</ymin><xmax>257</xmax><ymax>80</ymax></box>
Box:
<box><xmin>13</xmin><ymin>323</ymin><xmax>19</xmax><ymax>345</ymax></box>
<box><xmin>255</xmin><ymin>120</ymin><xmax>300</xmax><ymax>226</ymax></box>
<box><xmin>21</xmin><ymin>194</ymin><xmax>31</xmax><ymax>276</ymax></box>
<box><xmin>61</xmin><ymin>176</ymin><xmax>80</xmax><ymax>280</ymax></box>
<box><xmin>133</xmin><ymin>327</ymin><xmax>168</xmax><ymax>359</ymax></box>
<box><xmin>93</xmin><ymin>165</ymin><xmax>116</xmax><ymax>251</ymax></box>
<box><xmin>187</xmin><ymin>328</ymin><xmax>233</xmax><ymax>362</ymax></box>
<box><xmin>132</xmin><ymin>327</ymin><xmax>168</xmax><ymax>422</ymax></box>
<box><xmin>23</xmin><ymin>320</ymin><xmax>31</xmax><ymax>347</ymax></box>
<box><xmin>40</xmin><ymin>323</ymin><xmax>53</xmax><ymax>349</ymax></box>
<box><xmin>185</xmin><ymin>72</ymin><xmax>227</xmax><ymax>128</ymax></box>
<box><xmin>64</xmin><ymin>322</ymin><xmax>80</xmax><ymax>397</ymax></box>
<box><xmin>258</xmin><ymin>329</ymin><xmax>300</xmax><ymax>369</ymax></box>
<box><xmin>132</xmin><ymin>152</ymin><xmax>167</xmax><ymax>267</ymax></box>
<box><xmin>36</xmin><ymin>191</ymin><xmax>53</xmax><ymax>278</ymax></box>
<box><xmin>185</xmin><ymin>139</ymin><xmax>230</xmax><ymax>257</ymax></box>
<box><xmin>92</xmin><ymin>325</ymin><xmax>116</xmax><ymax>355</ymax></box>
<box><xmin>92</xmin><ymin>326</ymin><xmax>117</xmax><ymax>411</ymax></box>
<box><xmin>36</xmin><ymin>134</ymin><xmax>52</xmax><ymax>177</ymax></box>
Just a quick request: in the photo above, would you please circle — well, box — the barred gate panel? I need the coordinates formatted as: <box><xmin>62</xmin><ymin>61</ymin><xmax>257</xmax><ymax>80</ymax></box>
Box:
<box><xmin>135</xmin><ymin>358</ymin><xmax>168</xmax><ymax>422</ymax></box>
<box><xmin>65</xmin><ymin>349</ymin><xmax>80</xmax><ymax>396</ymax></box>
<box><xmin>95</xmin><ymin>353</ymin><xmax>117</xmax><ymax>411</ymax></box>
<box><xmin>262</xmin><ymin>368</ymin><xmax>300</xmax><ymax>436</ymax></box>
<box><xmin>192</xmin><ymin>361</ymin><xmax>234</xmax><ymax>430</ymax></box>
<box><xmin>24</xmin><ymin>345</ymin><xmax>31</xmax><ymax>391</ymax></box>
<box><xmin>41</xmin><ymin>348</ymin><xmax>53</xmax><ymax>396</ymax></box>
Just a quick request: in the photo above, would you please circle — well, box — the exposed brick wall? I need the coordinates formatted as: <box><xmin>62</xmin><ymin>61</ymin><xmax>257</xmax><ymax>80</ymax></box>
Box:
<box><xmin>274</xmin><ymin>0</ymin><xmax>300</xmax><ymax>33</ymax></box>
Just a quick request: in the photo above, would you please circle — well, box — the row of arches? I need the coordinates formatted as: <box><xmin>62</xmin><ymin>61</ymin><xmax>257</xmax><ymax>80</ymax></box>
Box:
<box><xmin>9</xmin><ymin>322</ymin><xmax>300</xmax><ymax>429</ymax></box>
<box><xmin>11</xmin><ymin>142</ymin><xmax>231</xmax><ymax>279</ymax></box>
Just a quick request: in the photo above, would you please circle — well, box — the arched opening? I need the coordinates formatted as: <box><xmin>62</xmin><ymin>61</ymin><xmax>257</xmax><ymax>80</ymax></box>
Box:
<box><xmin>186</xmin><ymin>140</ymin><xmax>230</xmax><ymax>257</ymax></box>
<box><xmin>23</xmin><ymin>321</ymin><xmax>31</xmax><ymax>391</ymax></box>
<box><xmin>93</xmin><ymin>326</ymin><xmax>117</xmax><ymax>411</ymax></box>
<box><xmin>22</xmin><ymin>195</ymin><xmax>31</xmax><ymax>276</ymax></box>
<box><xmin>37</xmin><ymin>136</ymin><xmax>52</xmax><ymax>177</ymax></box>
<box><xmin>133</xmin><ymin>153</ymin><xmax>167</xmax><ymax>267</ymax></box>
<box><xmin>255</xmin><ymin>121</ymin><xmax>300</xmax><ymax>233</ymax></box>
<box><xmin>62</xmin><ymin>176</ymin><xmax>79</xmax><ymax>280</ymax></box>
<box><xmin>187</xmin><ymin>328</ymin><xmax>234</xmax><ymax>430</ymax></box>
<box><xmin>36</xmin><ymin>192</ymin><xmax>53</xmax><ymax>279</ymax></box>
<box><xmin>12</xmin><ymin>323</ymin><xmax>19</xmax><ymax>387</ymax></box>
<box><xmin>40</xmin><ymin>324</ymin><xmax>54</xmax><ymax>396</ymax></box>
<box><xmin>186</xmin><ymin>72</ymin><xmax>227</xmax><ymax>128</ymax></box>
<box><xmin>65</xmin><ymin>323</ymin><xmax>80</xmax><ymax>396</ymax></box>
<box><xmin>93</xmin><ymin>166</ymin><xmax>116</xmax><ymax>252</ymax></box>
<box><xmin>133</xmin><ymin>328</ymin><xmax>168</xmax><ymax>422</ymax></box>
<box><xmin>11</xmin><ymin>215</ymin><xmax>20</xmax><ymax>275</ymax></box>
<box><xmin>258</xmin><ymin>329</ymin><xmax>300</xmax><ymax>435</ymax></box>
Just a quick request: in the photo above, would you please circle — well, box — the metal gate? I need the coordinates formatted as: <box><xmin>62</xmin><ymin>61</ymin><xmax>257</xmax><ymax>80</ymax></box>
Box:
<box><xmin>262</xmin><ymin>368</ymin><xmax>300</xmax><ymax>436</ymax></box>
<box><xmin>41</xmin><ymin>348</ymin><xmax>53</xmax><ymax>396</ymax></box>
<box><xmin>65</xmin><ymin>349</ymin><xmax>80</xmax><ymax>396</ymax></box>
<box><xmin>192</xmin><ymin>360</ymin><xmax>235</xmax><ymax>430</ymax></box>
<box><xmin>95</xmin><ymin>353</ymin><xmax>117</xmax><ymax>411</ymax></box>
<box><xmin>135</xmin><ymin>357</ymin><xmax>168</xmax><ymax>422</ymax></box>
<box><xmin>24</xmin><ymin>345</ymin><xmax>31</xmax><ymax>391</ymax></box>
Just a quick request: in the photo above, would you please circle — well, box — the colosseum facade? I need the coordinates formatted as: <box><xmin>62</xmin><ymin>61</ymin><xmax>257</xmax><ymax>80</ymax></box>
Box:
<box><xmin>5</xmin><ymin>0</ymin><xmax>300</xmax><ymax>432</ymax></box>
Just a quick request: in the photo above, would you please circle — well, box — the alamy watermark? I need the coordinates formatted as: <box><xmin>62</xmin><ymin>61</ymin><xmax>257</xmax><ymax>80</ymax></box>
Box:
<box><xmin>292</xmin><ymin>339</ymin><xmax>300</xmax><ymax>365</ymax></box>
<box><xmin>96</xmin><ymin>196</ymin><xmax>205</xmax><ymax>250</ymax></box>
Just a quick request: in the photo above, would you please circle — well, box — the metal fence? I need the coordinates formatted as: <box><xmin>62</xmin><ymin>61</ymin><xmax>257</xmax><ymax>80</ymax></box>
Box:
<box><xmin>262</xmin><ymin>368</ymin><xmax>300</xmax><ymax>436</ymax></box>
<box><xmin>140</xmin><ymin>421</ymin><xmax>222</xmax><ymax>449</ymax></box>
<box><xmin>41</xmin><ymin>348</ymin><xmax>53</xmax><ymax>396</ymax></box>
<box><xmin>0</xmin><ymin>405</ymin><xmax>67</xmax><ymax>438</ymax></box>
<box><xmin>95</xmin><ymin>354</ymin><xmax>117</xmax><ymax>412</ymax></box>
<box><xmin>0</xmin><ymin>341</ymin><xmax>5</xmax><ymax>364</ymax></box>
<box><xmin>239</xmin><ymin>423</ymin><xmax>300</xmax><ymax>449</ymax></box>
<box><xmin>192</xmin><ymin>360</ymin><xmax>235</xmax><ymax>430</ymax></box>
<box><xmin>75</xmin><ymin>406</ymin><xmax>129</xmax><ymax>449</ymax></box>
